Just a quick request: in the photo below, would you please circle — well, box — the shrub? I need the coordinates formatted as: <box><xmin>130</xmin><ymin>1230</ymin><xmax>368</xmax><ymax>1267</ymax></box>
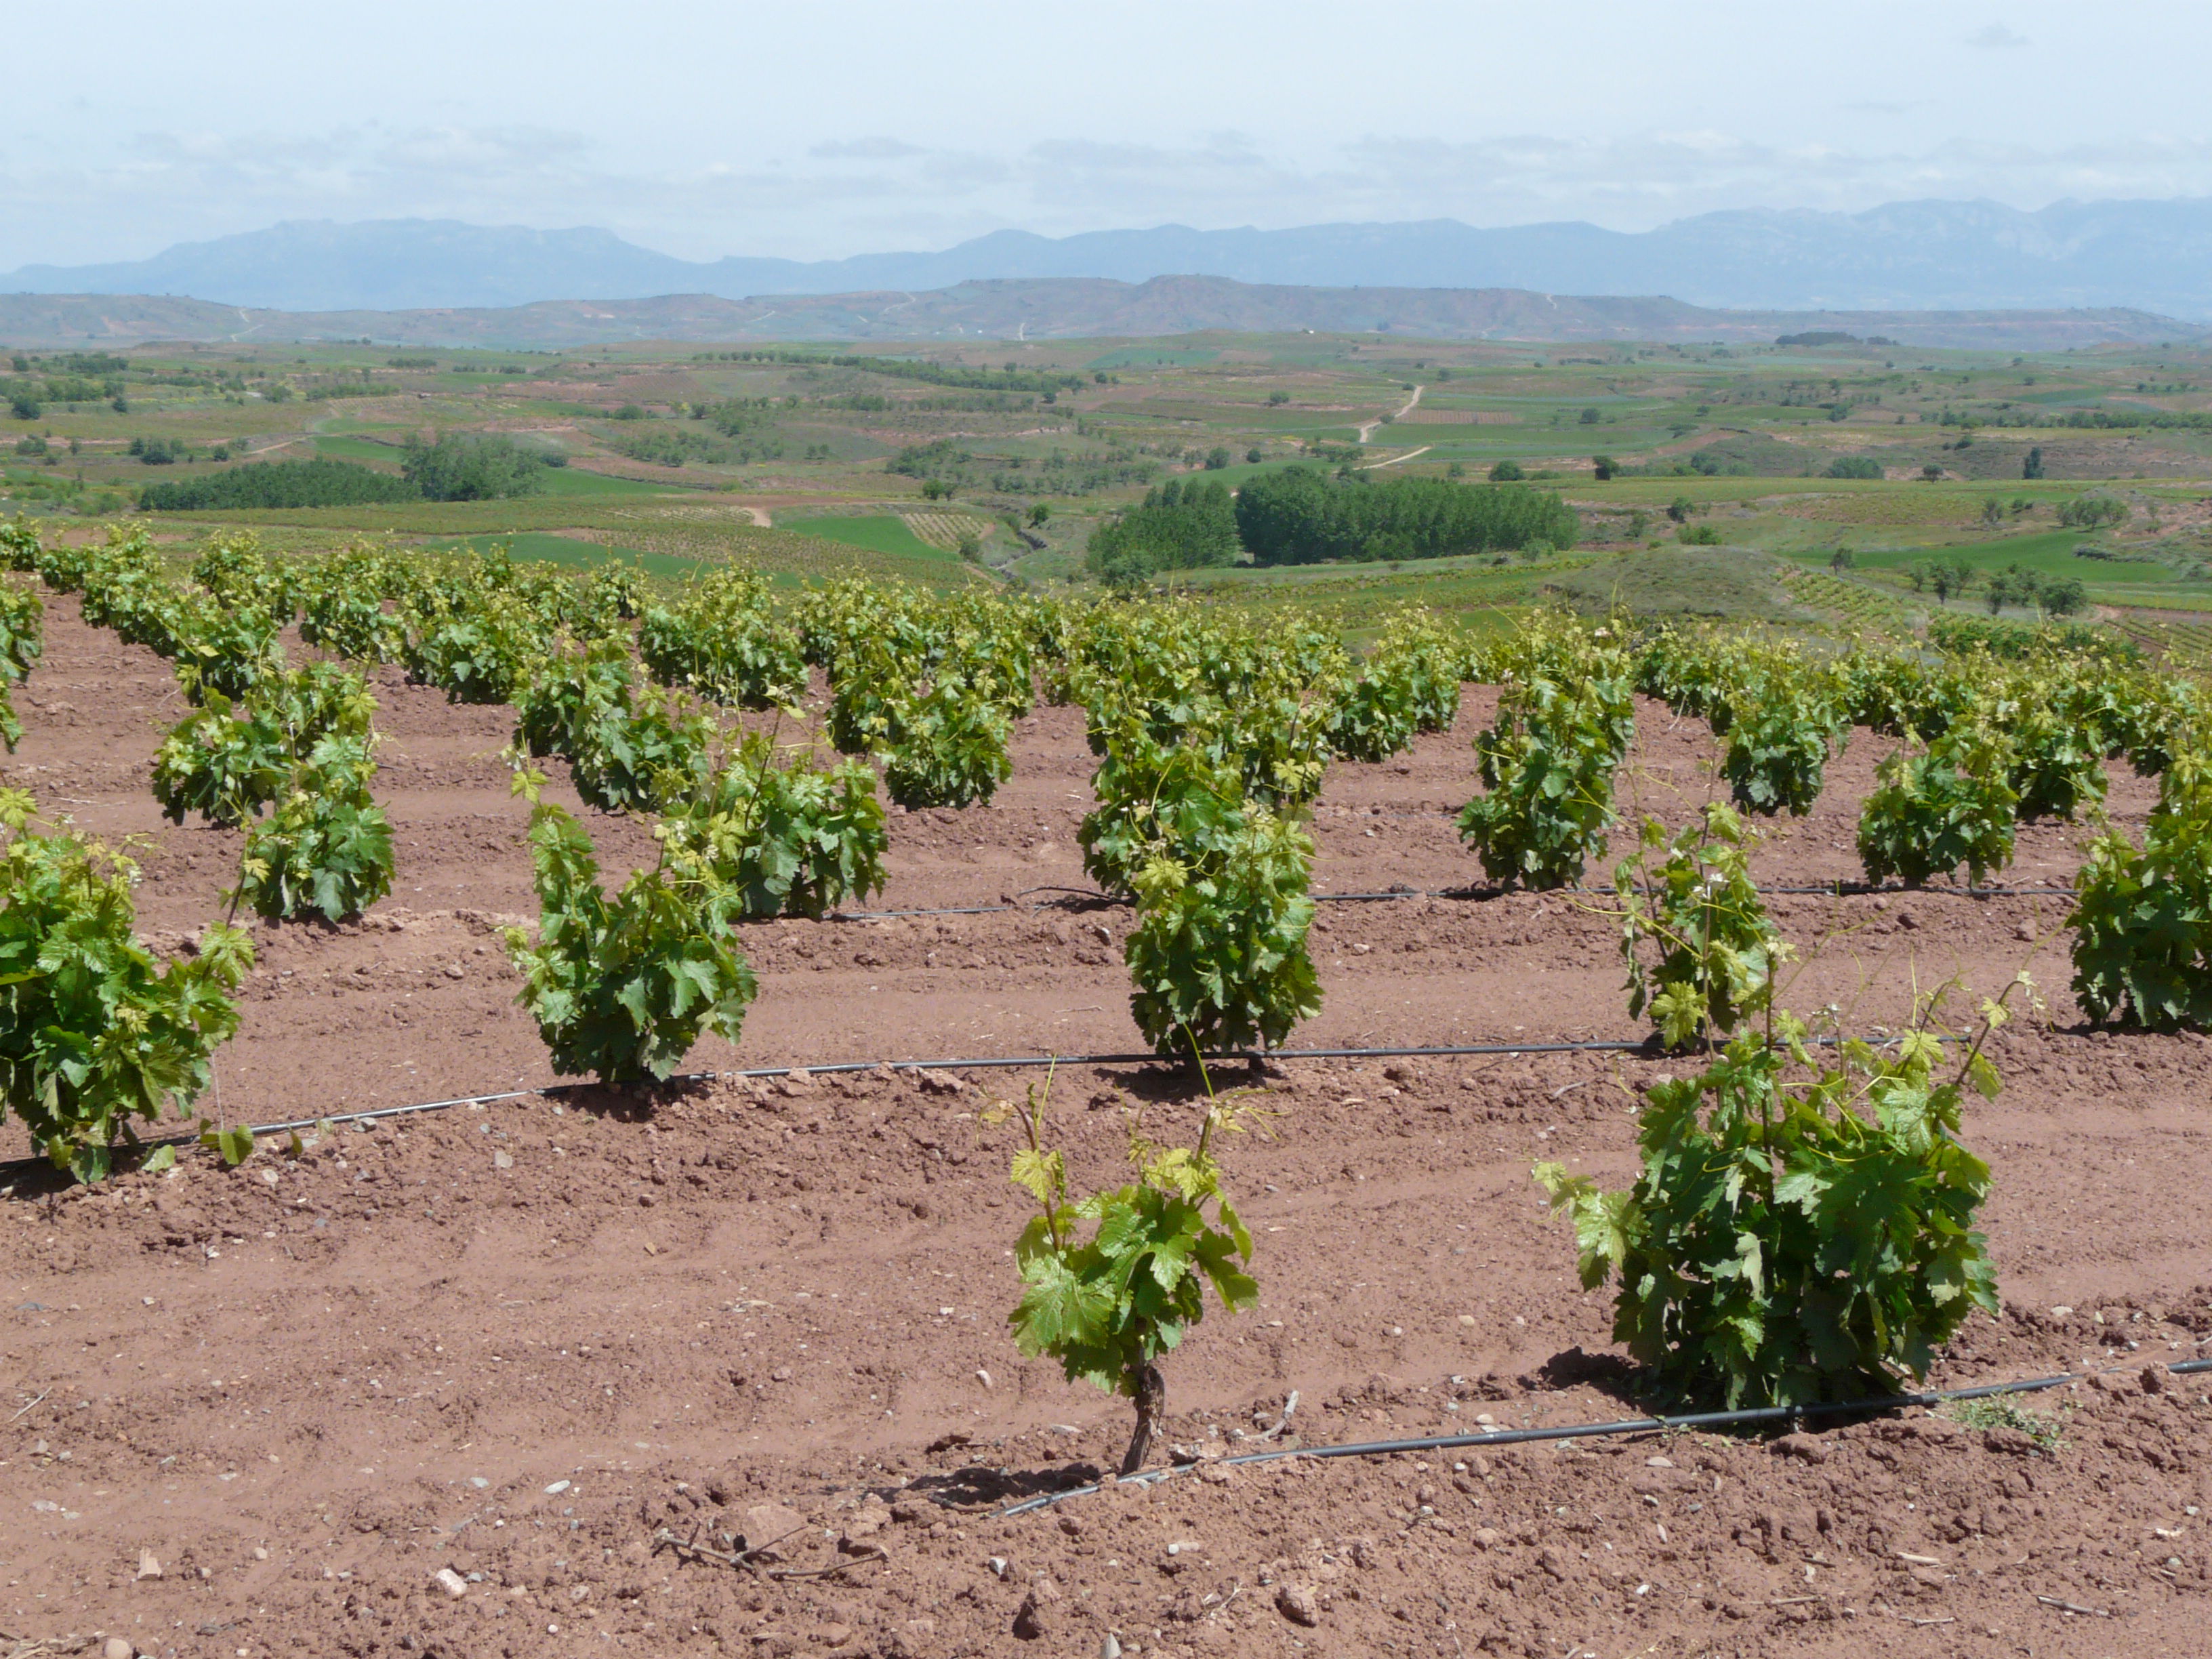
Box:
<box><xmin>1080</xmin><ymin>731</ymin><xmax>1248</xmax><ymax>899</ymax></box>
<box><xmin>513</xmin><ymin>635</ymin><xmax>634</xmax><ymax>761</ymax></box>
<box><xmin>1537</xmin><ymin>1000</ymin><xmax>2011</xmax><ymax>1407</ymax></box>
<box><xmin>1614</xmin><ymin>806</ymin><xmax>1788</xmax><ymax>1048</ymax></box>
<box><xmin>569</xmin><ymin>686</ymin><xmax>716</xmax><ymax>815</ymax></box>
<box><xmin>0</xmin><ymin>792</ymin><xmax>253</xmax><ymax>1181</ymax></box>
<box><xmin>1125</xmin><ymin>806</ymin><xmax>1322</xmax><ymax>1058</ymax></box>
<box><xmin>173</xmin><ymin>607</ymin><xmax>287</xmax><ymax>703</ymax></box>
<box><xmin>636</xmin><ymin>571</ymin><xmax>806</xmax><ymax>710</ymax></box>
<box><xmin>404</xmin><ymin>596</ymin><xmax>537</xmax><ymax>704</ymax></box>
<box><xmin>1720</xmin><ymin>676</ymin><xmax>1845</xmax><ymax>817</ymax></box>
<box><xmin>504</xmin><ymin>790</ymin><xmax>757</xmax><ymax>1084</ymax></box>
<box><xmin>1458</xmin><ymin>665</ymin><xmax>1634</xmax><ymax>890</ymax></box>
<box><xmin>236</xmin><ymin>738</ymin><xmax>395</xmax><ymax>924</ymax></box>
<box><xmin>879</xmin><ymin>678</ymin><xmax>1013</xmax><ymax>809</ymax></box>
<box><xmin>991</xmin><ymin>1065</ymin><xmax>1259</xmax><ymax>1474</ymax></box>
<box><xmin>150</xmin><ymin>691</ymin><xmax>293</xmax><ymax>828</ymax></box>
<box><xmin>657</xmin><ymin>733</ymin><xmax>887</xmax><ymax>920</ymax></box>
<box><xmin>2069</xmin><ymin>759</ymin><xmax>2212</xmax><ymax>1029</ymax></box>
<box><xmin>1857</xmin><ymin>727</ymin><xmax>2018</xmax><ymax>888</ymax></box>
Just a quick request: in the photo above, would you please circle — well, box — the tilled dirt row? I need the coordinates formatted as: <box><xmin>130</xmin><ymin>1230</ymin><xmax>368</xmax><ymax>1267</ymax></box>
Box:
<box><xmin>1</xmin><ymin>598</ymin><xmax>2207</xmax><ymax>1658</ymax></box>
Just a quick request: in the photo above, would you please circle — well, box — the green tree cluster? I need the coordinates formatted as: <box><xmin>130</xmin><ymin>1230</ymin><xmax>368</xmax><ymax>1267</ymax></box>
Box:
<box><xmin>1084</xmin><ymin>478</ymin><xmax>1240</xmax><ymax>586</ymax></box>
<box><xmin>1233</xmin><ymin>468</ymin><xmax>1576</xmax><ymax>566</ymax></box>
<box><xmin>140</xmin><ymin>458</ymin><xmax>421</xmax><ymax>512</ymax></box>
<box><xmin>400</xmin><ymin>433</ymin><xmax>546</xmax><ymax>501</ymax></box>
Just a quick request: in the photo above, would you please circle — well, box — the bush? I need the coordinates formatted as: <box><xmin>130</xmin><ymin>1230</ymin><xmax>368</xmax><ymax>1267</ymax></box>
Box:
<box><xmin>150</xmin><ymin>691</ymin><xmax>293</xmax><ymax>827</ymax></box>
<box><xmin>236</xmin><ymin>738</ymin><xmax>395</xmax><ymax>924</ymax></box>
<box><xmin>2069</xmin><ymin>760</ymin><xmax>2212</xmax><ymax>1029</ymax></box>
<box><xmin>1857</xmin><ymin>727</ymin><xmax>2018</xmax><ymax>887</ymax></box>
<box><xmin>1125</xmin><ymin>806</ymin><xmax>1322</xmax><ymax>1058</ymax></box>
<box><xmin>636</xmin><ymin>571</ymin><xmax>806</xmax><ymax>710</ymax></box>
<box><xmin>659</xmin><ymin>733</ymin><xmax>886</xmax><ymax>920</ymax></box>
<box><xmin>1824</xmin><ymin>455</ymin><xmax>1884</xmax><ymax>480</ymax></box>
<box><xmin>1614</xmin><ymin>806</ymin><xmax>1786</xmax><ymax>1048</ymax></box>
<box><xmin>1458</xmin><ymin>665</ymin><xmax>1634</xmax><ymax>890</ymax></box>
<box><xmin>2057</xmin><ymin>493</ymin><xmax>2128</xmax><ymax>530</ymax></box>
<box><xmin>404</xmin><ymin>595</ymin><xmax>538</xmax><ymax>703</ymax></box>
<box><xmin>879</xmin><ymin>678</ymin><xmax>1013</xmax><ymax>809</ymax></box>
<box><xmin>173</xmin><ymin>607</ymin><xmax>287</xmax><ymax>703</ymax></box>
<box><xmin>569</xmin><ymin>686</ymin><xmax>716</xmax><ymax>815</ymax></box>
<box><xmin>0</xmin><ymin>792</ymin><xmax>253</xmax><ymax>1181</ymax></box>
<box><xmin>992</xmin><ymin>1069</ymin><xmax>1258</xmax><ymax>1474</ymax></box>
<box><xmin>1322</xmin><ymin>610</ymin><xmax>1463</xmax><ymax>762</ymax></box>
<box><xmin>504</xmin><ymin>794</ymin><xmax>757</xmax><ymax>1084</ymax></box>
<box><xmin>1721</xmin><ymin>676</ymin><xmax>1845</xmax><ymax>817</ymax></box>
<box><xmin>1538</xmin><ymin>1006</ymin><xmax>2006</xmax><ymax>1407</ymax></box>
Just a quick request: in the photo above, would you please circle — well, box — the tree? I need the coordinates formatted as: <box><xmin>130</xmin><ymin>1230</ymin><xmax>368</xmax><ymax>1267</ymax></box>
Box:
<box><xmin>1591</xmin><ymin>455</ymin><xmax>1619</xmax><ymax>481</ymax></box>
<box><xmin>1929</xmin><ymin>558</ymin><xmax>1978</xmax><ymax>606</ymax></box>
<box><xmin>2039</xmin><ymin>575</ymin><xmax>2087</xmax><ymax>617</ymax></box>
<box><xmin>1829</xmin><ymin>546</ymin><xmax>1855</xmax><ymax>572</ymax></box>
<box><xmin>400</xmin><ymin>433</ymin><xmax>544</xmax><ymax>501</ymax></box>
<box><xmin>1981</xmin><ymin>496</ymin><xmax>2004</xmax><ymax>526</ymax></box>
<box><xmin>2022</xmin><ymin>446</ymin><xmax>2045</xmax><ymax>480</ymax></box>
<box><xmin>7</xmin><ymin>396</ymin><xmax>38</xmax><ymax>422</ymax></box>
<box><xmin>1666</xmin><ymin>495</ymin><xmax>1695</xmax><ymax>523</ymax></box>
<box><xmin>919</xmin><ymin>478</ymin><xmax>951</xmax><ymax>501</ymax></box>
<box><xmin>1488</xmin><ymin>459</ymin><xmax>1525</xmax><ymax>482</ymax></box>
<box><xmin>1244</xmin><ymin>447</ymin><xmax>1263</xmax><ymax>465</ymax></box>
<box><xmin>1266</xmin><ymin>390</ymin><xmax>1289</xmax><ymax>405</ymax></box>
<box><xmin>1922</xmin><ymin>463</ymin><xmax>1944</xmax><ymax>481</ymax></box>
<box><xmin>1086</xmin><ymin>478</ymin><xmax>1240</xmax><ymax>581</ymax></box>
<box><xmin>1204</xmin><ymin>447</ymin><xmax>1231</xmax><ymax>470</ymax></box>
<box><xmin>1578</xmin><ymin>407</ymin><xmax>1602</xmax><ymax>425</ymax></box>
<box><xmin>1027</xmin><ymin>503</ymin><xmax>1051</xmax><ymax>527</ymax></box>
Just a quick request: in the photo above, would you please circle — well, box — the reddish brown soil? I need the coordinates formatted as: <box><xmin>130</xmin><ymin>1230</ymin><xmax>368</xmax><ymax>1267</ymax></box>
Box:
<box><xmin>2</xmin><ymin>598</ymin><xmax>2207</xmax><ymax>1659</ymax></box>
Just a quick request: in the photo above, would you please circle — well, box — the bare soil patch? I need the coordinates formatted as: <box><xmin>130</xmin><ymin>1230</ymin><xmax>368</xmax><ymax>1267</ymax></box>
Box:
<box><xmin>2</xmin><ymin>599</ymin><xmax>2206</xmax><ymax>1658</ymax></box>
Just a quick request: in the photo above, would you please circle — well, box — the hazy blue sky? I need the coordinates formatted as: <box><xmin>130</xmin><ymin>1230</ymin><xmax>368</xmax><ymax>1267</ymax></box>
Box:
<box><xmin>8</xmin><ymin>0</ymin><xmax>2211</xmax><ymax>266</ymax></box>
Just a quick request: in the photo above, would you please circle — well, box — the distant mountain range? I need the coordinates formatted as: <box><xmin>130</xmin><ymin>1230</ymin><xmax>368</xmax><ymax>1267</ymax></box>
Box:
<box><xmin>9</xmin><ymin>198</ymin><xmax>2212</xmax><ymax>316</ymax></box>
<box><xmin>0</xmin><ymin>278</ymin><xmax>2191</xmax><ymax>351</ymax></box>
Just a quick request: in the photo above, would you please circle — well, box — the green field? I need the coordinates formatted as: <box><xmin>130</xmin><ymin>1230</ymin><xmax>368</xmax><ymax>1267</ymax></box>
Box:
<box><xmin>532</xmin><ymin>466</ymin><xmax>678</xmax><ymax>497</ymax></box>
<box><xmin>787</xmin><ymin>514</ymin><xmax>951</xmax><ymax>561</ymax></box>
<box><xmin>16</xmin><ymin>322</ymin><xmax>2212</xmax><ymax>648</ymax></box>
<box><xmin>312</xmin><ymin>435</ymin><xmax>407</xmax><ymax>465</ymax></box>
<box><xmin>424</xmin><ymin>531</ymin><xmax>699</xmax><ymax>580</ymax></box>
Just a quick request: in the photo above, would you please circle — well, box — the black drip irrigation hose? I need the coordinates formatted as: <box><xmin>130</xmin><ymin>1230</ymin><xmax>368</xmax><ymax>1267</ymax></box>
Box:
<box><xmin>3</xmin><ymin>1031</ymin><xmax>1908</xmax><ymax>1183</ymax></box>
<box><xmin>830</xmin><ymin>881</ymin><xmax>2076</xmax><ymax>923</ymax></box>
<box><xmin>995</xmin><ymin>1357</ymin><xmax>2212</xmax><ymax>1518</ymax></box>
<box><xmin>0</xmin><ymin>1036</ymin><xmax>1676</xmax><ymax>1181</ymax></box>
<box><xmin>245</xmin><ymin>1038</ymin><xmax>1654</xmax><ymax>1138</ymax></box>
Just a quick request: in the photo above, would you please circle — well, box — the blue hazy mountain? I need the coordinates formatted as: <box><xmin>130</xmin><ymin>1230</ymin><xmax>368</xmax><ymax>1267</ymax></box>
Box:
<box><xmin>9</xmin><ymin>198</ymin><xmax>2212</xmax><ymax>316</ymax></box>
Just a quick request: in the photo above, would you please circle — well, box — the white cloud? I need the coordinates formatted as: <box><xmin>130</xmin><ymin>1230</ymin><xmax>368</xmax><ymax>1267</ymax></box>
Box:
<box><xmin>1967</xmin><ymin>22</ymin><xmax>2029</xmax><ymax>49</ymax></box>
<box><xmin>808</xmin><ymin>137</ymin><xmax>924</xmax><ymax>161</ymax></box>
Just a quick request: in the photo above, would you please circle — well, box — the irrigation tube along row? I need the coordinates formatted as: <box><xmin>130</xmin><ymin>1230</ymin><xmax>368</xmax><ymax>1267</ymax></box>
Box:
<box><xmin>995</xmin><ymin>1357</ymin><xmax>2212</xmax><ymax>1519</ymax></box>
<box><xmin>830</xmin><ymin>881</ymin><xmax>2081</xmax><ymax>924</ymax></box>
<box><xmin>0</xmin><ymin>1035</ymin><xmax>1689</xmax><ymax>1180</ymax></box>
<box><xmin>2</xmin><ymin>1031</ymin><xmax>1906</xmax><ymax>1181</ymax></box>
